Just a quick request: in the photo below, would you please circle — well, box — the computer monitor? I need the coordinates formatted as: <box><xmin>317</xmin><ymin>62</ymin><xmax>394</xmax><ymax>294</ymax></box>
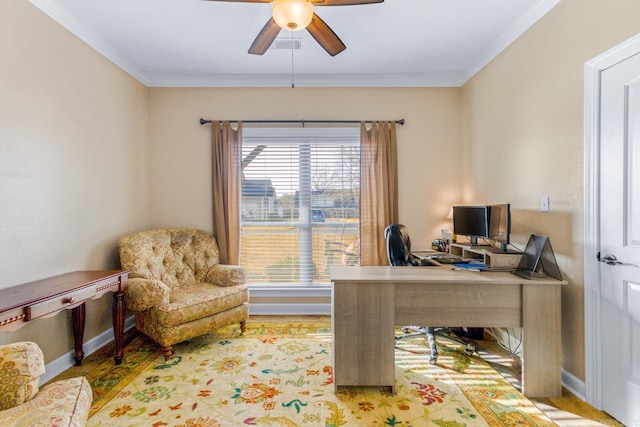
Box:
<box><xmin>452</xmin><ymin>206</ymin><xmax>489</xmax><ymax>246</ymax></box>
<box><xmin>453</xmin><ymin>204</ymin><xmax>511</xmax><ymax>250</ymax></box>
<box><xmin>488</xmin><ymin>204</ymin><xmax>511</xmax><ymax>252</ymax></box>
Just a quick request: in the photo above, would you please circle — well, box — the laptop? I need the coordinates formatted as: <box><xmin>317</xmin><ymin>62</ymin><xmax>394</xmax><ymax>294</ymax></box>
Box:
<box><xmin>515</xmin><ymin>234</ymin><xmax>562</xmax><ymax>280</ymax></box>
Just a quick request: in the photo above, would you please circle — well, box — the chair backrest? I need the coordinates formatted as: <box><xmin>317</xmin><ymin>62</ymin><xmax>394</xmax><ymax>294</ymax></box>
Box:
<box><xmin>384</xmin><ymin>224</ymin><xmax>413</xmax><ymax>266</ymax></box>
<box><xmin>119</xmin><ymin>229</ymin><xmax>221</xmax><ymax>289</ymax></box>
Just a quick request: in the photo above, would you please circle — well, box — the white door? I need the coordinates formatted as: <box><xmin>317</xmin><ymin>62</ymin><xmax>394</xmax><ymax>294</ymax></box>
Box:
<box><xmin>599</xmin><ymin>50</ymin><xmax>640</xmax><ymax>426</ymax></box>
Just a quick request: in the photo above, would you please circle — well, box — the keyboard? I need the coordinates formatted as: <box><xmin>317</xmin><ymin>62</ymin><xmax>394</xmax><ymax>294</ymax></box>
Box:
<box><xmin>427</xmin><ymin>254</ymin><xmax>470</xmax><ymax>264</ymax></box>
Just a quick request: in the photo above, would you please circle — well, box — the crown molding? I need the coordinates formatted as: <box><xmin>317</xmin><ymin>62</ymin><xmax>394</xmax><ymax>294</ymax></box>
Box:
<box><xmin>29</xmin><ymin>0</ymin><xmax>557</xmax><ymax>88</ymax></box>
<box><xmin>28</xmin><ymin>0</ymin><xmax>150</xmax><ymax>86</ymax></box>
<box><xmin>143</xmin><ymin>72</ymin><xmax>467</xmax><ymax>88</ymax></box>
<box><xmin>460</xmin><ymin>0</ymin><xmax>561</xmax><ymax>84</ymax></box>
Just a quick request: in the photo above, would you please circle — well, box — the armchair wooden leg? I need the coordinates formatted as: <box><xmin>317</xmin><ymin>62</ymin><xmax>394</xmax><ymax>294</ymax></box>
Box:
<box><xmin>161</xmin><ymin>345</ymin><xmax>174</xmax><ymax>360</ymax></box>
<box><xmin>240</xmin><ymin>321</ymin><xmax>246</xmax><ymax>334</ymax></box>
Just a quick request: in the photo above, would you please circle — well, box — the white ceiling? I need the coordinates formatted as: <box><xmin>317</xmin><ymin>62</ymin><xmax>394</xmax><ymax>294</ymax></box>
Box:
<box><xmin>29</xmin><ymin>0</ymin><xmax>559</xmax><ymax>87</ymax></box>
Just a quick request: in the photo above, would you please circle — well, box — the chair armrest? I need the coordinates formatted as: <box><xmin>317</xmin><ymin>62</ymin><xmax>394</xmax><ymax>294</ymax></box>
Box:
<box><xmin>205</xmin><ymin>264</ymin><xmax>246</xmax><ymax>287</ymax></box>
<box><xmin>0</xmin><ymin>342</ymin><xmax>44</xmax><ymax>411</ymax></box>
<box><xmin>125</xmin><ymin>278</ymin><xmax>170</xmax><ymax>311</ymax></box>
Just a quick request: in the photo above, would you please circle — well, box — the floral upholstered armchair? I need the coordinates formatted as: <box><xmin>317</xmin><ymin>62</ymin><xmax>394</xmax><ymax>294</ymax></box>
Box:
<box><xmin>0</xmin><ymin>341</ymin><xmax>92</xmax><ymax>426</ymax></box>
<box><xmin>119</xmin><ymin>228</ymin><xmax>249</xmax><ymax>359</ymax></box>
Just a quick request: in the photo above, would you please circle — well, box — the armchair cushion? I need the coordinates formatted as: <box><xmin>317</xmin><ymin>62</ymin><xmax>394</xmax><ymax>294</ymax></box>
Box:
<box><xmin>156</xmin><ymin>283</ymin><xmax>248</xmax><ymax>328</ymax></box>
<box><xmin>0</xmin><ymin>376</ymin><xmax>92</xmax><ymax>427</ymax></box>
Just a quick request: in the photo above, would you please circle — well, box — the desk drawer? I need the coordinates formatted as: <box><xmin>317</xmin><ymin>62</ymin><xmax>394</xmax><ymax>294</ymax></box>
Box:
<box><xmin>395</xmin><ymin>283</ymin><xmax>522</xmax><ymax>327</ymax></box>
<box><xmin>25</xmin><ymin>286</ymin><xmax>96</xmax><ymax>321</ymax></box>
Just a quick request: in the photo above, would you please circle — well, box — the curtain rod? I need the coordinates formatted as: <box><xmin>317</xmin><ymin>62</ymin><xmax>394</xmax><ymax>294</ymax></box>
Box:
<box><xmin>199</xmin><ymin>118</ymin><xmax>405</xmax><ymax>126</ymax></box>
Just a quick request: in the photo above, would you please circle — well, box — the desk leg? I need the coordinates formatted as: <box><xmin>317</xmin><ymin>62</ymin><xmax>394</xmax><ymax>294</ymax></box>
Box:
<box><xmin>71</xmin><ymin>303</ymin><xmax>86</xmax><ymax>366</ymax></box>
<box><xmin>522</xmin><ymin>284</ymin><xmax>562</xmax><ymax>397</ymax></box>
<box><xmin>332</xmin><ymin>282</ymin><xmax>395</xmax><ymax>391</ymax></box>
<box><xmin>113</xmin><ymin>291</ymin><xmax>125</xmax><ymax>365</ymax></box>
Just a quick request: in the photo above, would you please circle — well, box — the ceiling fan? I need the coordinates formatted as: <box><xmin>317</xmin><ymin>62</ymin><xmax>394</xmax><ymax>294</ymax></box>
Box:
<box><xmin>204</xmin><ymin>0</ymin><xmax>384</xmax><ymax>56</ymax></box>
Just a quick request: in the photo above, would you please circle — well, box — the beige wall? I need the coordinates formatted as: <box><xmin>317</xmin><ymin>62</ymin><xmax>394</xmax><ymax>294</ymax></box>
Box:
<box><xmin>0</xmin><ymin>1</ymin><xmax>148</xmax><ymax>363</ymax></box>
<box><xmin>147</xmin><ymin>87</ymin><xmax>463</xmax><ymax>250</ymax></box>
<box><xmin>462</xmin><ymin>0</ymin><xmax>640</xmax><ymax>381</ymax></box>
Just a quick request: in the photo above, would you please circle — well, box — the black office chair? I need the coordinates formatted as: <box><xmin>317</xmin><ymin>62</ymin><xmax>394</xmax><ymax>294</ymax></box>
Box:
<box><xmin>384</xmin><ymin>224</ymin><xmax>475</xmax><ymax>364</ymax></box>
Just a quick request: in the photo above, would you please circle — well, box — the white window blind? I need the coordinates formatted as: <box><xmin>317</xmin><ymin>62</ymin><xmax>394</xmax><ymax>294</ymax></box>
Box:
<box><xmin>240</xmin><ymin>127</ymin><xmax>360</xmax><ymax>285</ymax></box>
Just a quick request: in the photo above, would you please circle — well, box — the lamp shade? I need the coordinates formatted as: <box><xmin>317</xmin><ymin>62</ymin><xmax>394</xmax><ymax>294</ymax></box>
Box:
<box><xmin>272</xmin><ymin>0</ymin><xmax>313</xmax><ymax>31</ymax></box>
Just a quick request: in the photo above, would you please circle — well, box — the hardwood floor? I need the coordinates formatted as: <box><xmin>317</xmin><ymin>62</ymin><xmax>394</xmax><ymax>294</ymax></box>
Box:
<box><xmin>473</xmin><ymin>338</ymin><xmax>622</xmax><ymax>427</ymax></box>
<box><xmin>51</xmin><ymin>315</ymin><xmax>621</xmax><ymax>426</ymax></box>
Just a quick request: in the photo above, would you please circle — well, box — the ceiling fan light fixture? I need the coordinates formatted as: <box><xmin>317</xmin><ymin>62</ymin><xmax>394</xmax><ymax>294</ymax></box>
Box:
<box><xmin>272</xmin><ymin>0</ymin><xmax>313</xmax><ymax>31</ymax></box>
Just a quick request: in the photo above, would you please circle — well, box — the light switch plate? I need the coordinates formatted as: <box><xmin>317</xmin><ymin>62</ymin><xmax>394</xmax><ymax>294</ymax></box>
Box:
<box><xmin>540</xmin><ymin>195</ymin><xmax>550</xmax><ymax>212</ymax></box>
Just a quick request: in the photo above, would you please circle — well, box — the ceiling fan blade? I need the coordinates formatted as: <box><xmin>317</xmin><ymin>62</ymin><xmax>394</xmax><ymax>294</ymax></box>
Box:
<box><xmin>201</xmin><ymin>0</ymin><xmax>271</xmax><ymax>3</ymax></box>
<box><xmin>311</xmin><ymin>0</ymin><xmax>383</xmax><ymax>5</ymax></box>
<box><xmin>306</xmin><ymin>13</ymin><xmax>346</xmax><ymax>56</ymax></box>
<box><xmin>248</xmin><ymin>18</ymin><xmax>281</xmax><ymax>55</ymax></box>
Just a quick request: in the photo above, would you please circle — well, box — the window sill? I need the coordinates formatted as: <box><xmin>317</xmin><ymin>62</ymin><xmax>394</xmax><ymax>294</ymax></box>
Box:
<box><xmin>246</xmin><ymin>284</ymin><xmax>332</xmax><ymax>298</ymax></box>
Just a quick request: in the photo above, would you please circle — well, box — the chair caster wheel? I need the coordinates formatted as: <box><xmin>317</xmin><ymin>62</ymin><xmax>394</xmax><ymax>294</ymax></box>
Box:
<box><xmin>465</xmin><ymin>345</ymin><xmax>475</xmax><ymax>356</ymax></box>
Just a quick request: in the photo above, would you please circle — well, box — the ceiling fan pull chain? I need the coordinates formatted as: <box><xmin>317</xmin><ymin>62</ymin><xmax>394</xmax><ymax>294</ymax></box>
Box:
<box><xmin>291</xmin><ymin>30</ymin><xmax>295</xmax><ymax>88</ymax></box>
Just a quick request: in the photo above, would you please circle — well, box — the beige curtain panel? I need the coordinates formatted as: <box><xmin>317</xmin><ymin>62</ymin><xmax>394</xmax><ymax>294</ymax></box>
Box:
<box><xmin>360</xmin><ymin>121</ymin><xmax>399</xmax><ymax>266</ymax></box>
<box><xmin>211</xmin><ymin>120</ymin><xmax>242</xmax><ymax>265</ymax></box>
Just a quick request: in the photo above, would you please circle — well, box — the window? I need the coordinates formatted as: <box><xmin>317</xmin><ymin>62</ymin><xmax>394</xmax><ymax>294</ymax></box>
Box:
<box><xmin>240</xmin><ymin>127</ymin><xmax>360</xmax><ymax>285</ymax></box>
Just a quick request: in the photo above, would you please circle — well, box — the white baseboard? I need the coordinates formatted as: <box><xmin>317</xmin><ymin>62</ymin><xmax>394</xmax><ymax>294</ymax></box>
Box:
<box><xmin>41</xmin><ymin>315</ymin><xmax>136</xmax><ymax>385</ymax></box>
<box><xmin>561</xmin><ymin>368</ymin><xmax>586</xmax><ymax>401</ymax></box>
<box><xmin>456</xmin><ymin>327</ymin><xmax>588</xmax><ymax>402</ymax></box>
<box><xmin>249</xmin><ymin>303</ymin><xmax>331</xmax><ymax>316</ymax></box>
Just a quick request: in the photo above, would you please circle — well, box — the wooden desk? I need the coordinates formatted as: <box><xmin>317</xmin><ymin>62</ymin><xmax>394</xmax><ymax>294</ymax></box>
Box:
<box><xmin>330</xmin><ymin>266</ymin><xmax>567</xmax><ymax>398</ymax></box>
<box><xmin>0</xmin><ymin>270</ymin><xmax>129</xmax><ymax>365</ymax></box>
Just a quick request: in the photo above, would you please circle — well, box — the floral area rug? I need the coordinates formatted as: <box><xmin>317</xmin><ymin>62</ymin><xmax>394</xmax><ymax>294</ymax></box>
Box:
<box><xmin>87</xmin><ymin>323</ymin><xmax>555</xmax><ymax>426</ymax></box>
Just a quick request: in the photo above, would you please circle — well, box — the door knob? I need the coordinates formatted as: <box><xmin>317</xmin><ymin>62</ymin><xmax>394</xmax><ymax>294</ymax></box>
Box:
<box><xmin>597</xmin><ymin>252</ymin><xmax>624</xmax><ymax>266</ymax></box>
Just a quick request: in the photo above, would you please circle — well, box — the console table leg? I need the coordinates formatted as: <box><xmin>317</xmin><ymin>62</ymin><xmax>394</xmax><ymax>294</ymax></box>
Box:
<box><xmin>113</xmin><ymin>291</ymin><xmax>125</xmax><ymax>365</ymax></box>
<box><xmin>71</xmin><ymin>303</ymin><xmax>86</xmax><ymax>366</ymax></box>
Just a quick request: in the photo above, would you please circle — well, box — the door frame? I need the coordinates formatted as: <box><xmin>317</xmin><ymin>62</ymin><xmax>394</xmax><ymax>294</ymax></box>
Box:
<box><xmin>584</xmin><ymin>32</ymin><xmax>640</xmax><ymax>409</ymax></box>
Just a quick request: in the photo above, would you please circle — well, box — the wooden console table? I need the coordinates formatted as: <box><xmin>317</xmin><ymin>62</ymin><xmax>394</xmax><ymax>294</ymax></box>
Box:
<box><xmin>330</xmin><ymin>265</ymin><xmax>567</xmax><ymax>398</ymax></box>
<box><xmin>0</xmin><ymin>270</ymin><xmax>129</xmax><ymax>365</ymax></box>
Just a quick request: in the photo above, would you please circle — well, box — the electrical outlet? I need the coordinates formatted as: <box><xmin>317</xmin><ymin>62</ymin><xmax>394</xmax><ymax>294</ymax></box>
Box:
<box><xmin>540</xmin><ymin>195</ymin><xmax>550</xmax><ymax>212</ymax></box>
